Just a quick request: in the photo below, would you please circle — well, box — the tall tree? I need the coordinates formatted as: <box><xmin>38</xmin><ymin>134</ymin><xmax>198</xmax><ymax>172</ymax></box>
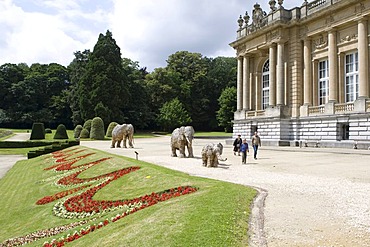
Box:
<box><xmin>144</xmin><ymin>67</ymin><xmax>182</xmax><ymax>115</ymax></box>
<box><xmin>166</xmin><ymin>51</ymin><xmax>210</xmax><ymax>130</ymax></box>
<box><xmin>120</xmin><ymin>58</ymin><xmax>153</xmax><ymax>128</ymax></box>
<box><xmin>217</xmin><ymin>86</ymin><xmax>237</xmax><ymax>132</ymax></box>
<box><xmin>77</xmin><ymin>30</ymin><xmax>128</xmax><ymax>125</ymax></box>
<box><xmin>67</xmin><ymin>50</ymin><xmax>91</xmax><ymax>125</ymax></box>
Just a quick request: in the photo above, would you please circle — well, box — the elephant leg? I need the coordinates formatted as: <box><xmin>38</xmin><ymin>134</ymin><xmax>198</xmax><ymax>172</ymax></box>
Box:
<box><xmin>128</xmin><ymin>136</ymin><xmax>134</xmax><ymax>148</ymax></box>
<box><xmin>187</xmin><ymin>145</ymin><xmax>194</xmax><ymax>158</ymax></box>
<box><xmin>179</xmin><ymin>145</ymin><xmax>185</xmax><ymax>158</ymax></box>
<box><xmin>171</xmin><ymin>147</ymin><xmax>177</xmax><ymax>157</ymax></box>
<box><xmin>116</xmin><ymin>140</ymin><xmax>122</xmax><ymax>148</ymax></box>
<box><xmin>214</xmin><ymin>157</ymin><xmax>219</xmax><ymax>167</ymax></box>
<box><xmin>201</xmin><ymin>154</ymin><xmax>207</xmax><ymax>166</ymax></box>
<box><xmin>207</xmin><ymin>156</ymin><xmax>212</xmax><ymax>167</ymax></box>
<box><xmin>111</xmin><ymin>139</ymin><xmax>116</xmax><ymax>148</ymax></box>
<box><xmin>122</xmin><ymin>136</ymin><xmax>127</xmax><ymax>148</ymax></box>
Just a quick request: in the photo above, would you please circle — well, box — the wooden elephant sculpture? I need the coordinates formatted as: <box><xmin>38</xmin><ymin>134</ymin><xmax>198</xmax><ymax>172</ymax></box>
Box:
<box><xmin>111</xmin><ymin>124</ymin><xmax>134</xmax><ymax>148</ymax></box>
<box><xmin>201</xmin><ymin>143</ymin><xmax>227</xmax><ymax>168</ymax></box>
<box><xmin>170</xmin><ymin>126</ymin><xmax>195</xmax><ymax>158</ymax></box>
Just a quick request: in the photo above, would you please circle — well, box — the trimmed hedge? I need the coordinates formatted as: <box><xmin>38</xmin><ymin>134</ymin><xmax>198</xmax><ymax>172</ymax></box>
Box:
<box><xmin>0</xmin><ymin>141</ymin><xmax>58</xmax><ymax>148</ymax></box>
<box><xmin>106</xmin><ymin>122</ymin><xmax>118</xmax><ymax>137</ymax></box>
<box><xmin>27</xmin><ymin>140</ymin><xmax>80</xmax><ymax>159</ymax></box>
<box><xmin>80</xmin><ymin>128</ymin><xmax>90</xmax><ymax>138</ymax></box>
<box><xmin>90</xmin><ymin>117</ymin><xmax>105</xmax><ymax>140</ymax></box>
<box><xmin>74</xmin><ymin>125</ymin><xmax>83</xmax><ymax>138</ymax></box>
<box><xmin>83</xmin><ymin>119</ymin><xmax>92</xmax><ymax>132</ymax></box>
<box><xmin>53</xmin><ymin>124</ymin><xmax>69</xmax><ymax>139</ymax></box>
<box><xmin>30</xmin><ymin>123</ymin><xmax>45</xmax><ymax>140</ymax></box>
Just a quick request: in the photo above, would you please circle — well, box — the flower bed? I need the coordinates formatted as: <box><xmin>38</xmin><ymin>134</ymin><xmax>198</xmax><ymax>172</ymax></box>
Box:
<box><xmin>1</xmin><ymin>147</ymin><xmax>198</xmax><ymax>246</ymax></box>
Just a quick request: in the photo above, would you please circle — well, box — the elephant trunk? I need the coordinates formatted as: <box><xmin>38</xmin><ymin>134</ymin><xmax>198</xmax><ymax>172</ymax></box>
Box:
<box><xmin>217</xmin><ymin>153</ymin><xmax>227</xmax><ymax>161</ymax></box>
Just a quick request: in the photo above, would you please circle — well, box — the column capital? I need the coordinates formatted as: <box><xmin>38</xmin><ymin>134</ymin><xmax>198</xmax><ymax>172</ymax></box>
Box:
<box><xmin>326</xmin><ymin>27</ymin><xmax>337</xmax><ymax>34</ymax></box>
<box><xmin>354</xmin><ymin>16</ymin><xmax>368</xmax><ymax>23</ymax></box>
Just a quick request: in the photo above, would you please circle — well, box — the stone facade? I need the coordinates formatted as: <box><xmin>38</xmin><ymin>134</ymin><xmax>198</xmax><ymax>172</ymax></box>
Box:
<box><xmin>230</xmin><ymin>0</ymin><xmax>370</xmax><ymax>149</ymax></box>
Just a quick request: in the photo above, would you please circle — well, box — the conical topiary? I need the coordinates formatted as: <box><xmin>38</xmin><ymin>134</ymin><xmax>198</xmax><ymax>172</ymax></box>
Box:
<box><xmin>74</xmin><ymin>125</ymin><xmax>83</xmax><ymax>138</ymax></box>
<box><xmin>90</xmin><ymin>117</ymin><xmax>105</xmax><ymax>140</ymax></box>
<box><xmin>106</xmin><ymin>122</ymin><xmax>118</xmax><ymax>137</ymax></box>
<box><xmin>80</xmin><ymin>128</ymin><xmax>90</xmax><ymax>138</ymax></box>
<box><xmin>53</xmin><ymin>124</ymin><xmax>69</xmax><ymax>139</ymax></box>
<box><xmin>83</xmin><ymin>119</ymin><xmax>92</xmax><ymax>133</ymax></box>
<box><xmin>30</xmin><ymin>122</ymin><xmax>45</xmax><ymax>140</ymax></box>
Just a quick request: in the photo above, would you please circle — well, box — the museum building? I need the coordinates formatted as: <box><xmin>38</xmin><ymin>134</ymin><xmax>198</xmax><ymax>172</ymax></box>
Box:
<box><xmin>230</xmin><ymin>0</ymin><xmax>370</xmax><ymax>148</ymax></box>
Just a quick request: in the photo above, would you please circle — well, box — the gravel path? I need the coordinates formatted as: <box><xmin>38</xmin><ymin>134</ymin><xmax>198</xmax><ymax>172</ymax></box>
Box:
<box><xmin>82</xmin><ymin>136</ymin><xmax>370</xmax><ymax>247</ymax></box>
<box><xmin>1</xmin><ymin>134</ymin><xmax>369</xmax><ymax>246</ymax></box>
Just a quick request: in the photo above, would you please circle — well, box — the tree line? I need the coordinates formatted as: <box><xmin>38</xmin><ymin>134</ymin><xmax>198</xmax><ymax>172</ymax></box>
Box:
<box><xmin>0</xmin><ymin>30</ymin><xmax>237</xmax><ymax>132</ymax></box>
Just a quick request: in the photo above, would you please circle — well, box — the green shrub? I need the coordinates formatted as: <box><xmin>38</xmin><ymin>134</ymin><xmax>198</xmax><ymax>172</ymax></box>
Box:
<box><xmin>53</xmin><ymin>124</ymin><xmax>69</xmax><ymax>139</ymax></box>
<box><xmin>45</xmin><ymin>128</ymin><xmax>52</xmax><ymax>134</ymax></box>
<box><xmin>74</xmin><ymin>125</ymin><xmax>83</xmax><ymax>138</ymax></box>
<box><xmin>83</xmin><ymin>119</ymin><xmax>92</xmax><ymax>132</ymax></box>
<box><xmin>90</xmin><ymin>117</ymin><xmax>105</xmax><ymax>140</ymax></box>
<box><xmin>106</xmin><ymin>122</ymin><xmax>118</xmax><ymax>137</ymax></box>
<box><xmin>80</xmin><ymin>128</ymin><xmax>90</xmax><ymax>138</ymax></box>
<box><xmin>30</xmin><ymin>122</ymin><xmax>45</xmax><ymax>140</ymax></box>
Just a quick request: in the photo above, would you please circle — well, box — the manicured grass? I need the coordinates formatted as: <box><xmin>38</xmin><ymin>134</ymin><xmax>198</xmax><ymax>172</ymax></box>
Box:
<box><xmin>0</xmin><ymin>147</ymin><xmax>38</xmax><ymax>156</ymax></box>
<box><xmin>195</xmin><ymin>131</ymin><xmax>232</xmax><ymax>137</ymax></box>
<box><xmin>0</xmin><ymin>147</ymin><xmax>256</xmax><ymax>247</ymax></box>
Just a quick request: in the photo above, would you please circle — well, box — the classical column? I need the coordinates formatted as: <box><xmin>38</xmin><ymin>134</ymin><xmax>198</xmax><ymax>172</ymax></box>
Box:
<box><xmin>269</xmin><ymin>44</ymin><xmax>277</xmax><ymax>106</ymax></box>
<box><xmin>338</xmin><ymin>53</ymin><xmax>345</xmax><ymax>103</ymax></box>
<box><xmin>255</xmin><ymin>72</ymin><xmax>262</xmax><ymax>110</ymax></box>
<box><xmin>276</xmin><ymin>42</ymin><xmax>285</xmax><ymax>105</ymax></box>
<box><xmin>358</xmin><ymin>19</ymin><xmax>369</xmax><ymax>98</ymax></box>
<box><xmin>303</xmin><ymin>39</ymin><xmax>312</xmax><ymax>105</ymax></box>
<box><xmin>328</xmin><ymin>30</ymin><xmax>338</xmax><ymax>102</ymax></box>
<box><xmin>243</xmin><ymin>56</ymin><xmax>250</xmax><ymax>110</ymax></box>
<box><xmin>237</xmin><ymin>56</ymin><xmax>243</xmax><ymax>110</ymax></box>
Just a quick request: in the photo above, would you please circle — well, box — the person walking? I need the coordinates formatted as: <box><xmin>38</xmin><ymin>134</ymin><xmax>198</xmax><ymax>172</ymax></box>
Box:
<box><xmin>251</xmin><ymin>132</ymin><xmax>261</xmax><ymax>160</ymax></box>
<box><xmin>233</xmin><ymin>134</ymin><xmax>243</xmax><ymax>156</ymax></box>
<box><xmin>240</xmin><ymin>139</ymin><xmax>249</xmax><ymax>164</ymax></box>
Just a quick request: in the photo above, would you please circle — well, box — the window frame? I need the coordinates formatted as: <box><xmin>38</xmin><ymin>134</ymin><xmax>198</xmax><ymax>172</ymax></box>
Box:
<box><xmin>318</xmin><ymin>59</ymin><xmax>329</xmax><ymax>106</ymax></box>
<box><xmin>344</xmin><ymin>51</ymin><xmax>359</xmax><ymax>103</ymax></box>
<box><xmin>262</xmin><ymin>60</ymin><xmax>269</xmax><ymax>110</ymax></box>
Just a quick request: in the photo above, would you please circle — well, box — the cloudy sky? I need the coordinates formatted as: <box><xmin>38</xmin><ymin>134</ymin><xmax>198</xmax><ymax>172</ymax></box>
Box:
<box><xmin>1</xmin><ymin>0</ymin><xmax>297</xmax><ymax>71</ymax></box>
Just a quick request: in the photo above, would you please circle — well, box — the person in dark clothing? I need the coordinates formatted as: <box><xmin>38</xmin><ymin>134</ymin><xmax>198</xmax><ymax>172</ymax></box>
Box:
<box><xmin>233</xmin><ymin>134</ymin><xmax>242</xmax><ymax>156</ymax></box>
<box><xmin>240</xmin><ymin>139</ymin><xmax>249</xmax><ymax>164</ymax></box>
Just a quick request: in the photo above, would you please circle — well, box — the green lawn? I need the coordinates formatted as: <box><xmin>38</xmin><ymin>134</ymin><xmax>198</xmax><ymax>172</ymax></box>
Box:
<box><xmin>0</xmin><ymin>146</ymin><xmax>256</xmax><ymax>247</ymax></box>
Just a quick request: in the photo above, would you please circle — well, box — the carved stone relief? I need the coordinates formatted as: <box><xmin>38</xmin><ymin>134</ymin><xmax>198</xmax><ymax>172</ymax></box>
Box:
<box><xmin>355</xmin><ymin>3</ymin><xmax>366</xmax><ymax>15</ymax></box>
<box><xmin>325</xmin><ymin>14</ymin><xmax>334</xmax><ymax>27</ymax></box>
<box><xmin>267</xmin><ymin>30</ymin><xmax>280</xmax><ymax>42</ymax></box>
<box><xmin>313</xmin><ymin>35</ymin><xmax>328</xmax><ymax>50</ymax></box>
<box><xmin>339</xmin><ymin>34</ymin><xmax>358</xmax><ymax>44</ymax></box>
<box><xmin>338</xmin><ymin>25</ymin><xmax>358</xmax><ymax>44</ymax></box>
<box><xmin>236</xmin><ymin>44</ymin><xmax>246</xmax><ymax>55</ymax></box>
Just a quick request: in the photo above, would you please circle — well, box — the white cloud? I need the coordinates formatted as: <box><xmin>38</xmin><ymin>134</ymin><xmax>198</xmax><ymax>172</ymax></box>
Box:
<box><xmin>0</xmin><ymin>0</ymin><xmax>299</xmax><ymax>70</ymax></box>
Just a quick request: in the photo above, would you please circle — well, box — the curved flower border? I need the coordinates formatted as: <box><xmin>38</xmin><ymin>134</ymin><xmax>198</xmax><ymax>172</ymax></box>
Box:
<box><xmin>1</xmin><ymin>148</ymin><xmax>198</xmax><ymax>246</ymax></box>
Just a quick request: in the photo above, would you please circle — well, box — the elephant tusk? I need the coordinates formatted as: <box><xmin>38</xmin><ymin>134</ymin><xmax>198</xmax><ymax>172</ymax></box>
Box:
<box><xmin>186</xmin><ymin>136</ymin><xmax>191</xmax><ymax>144</ymax></box>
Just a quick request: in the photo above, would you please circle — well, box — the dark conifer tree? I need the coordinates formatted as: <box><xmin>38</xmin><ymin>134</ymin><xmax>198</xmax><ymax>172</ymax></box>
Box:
<box><xmin>77</xmin><ymin>30</ymin><xmax>127</xmax><ymax>125</ymax></box>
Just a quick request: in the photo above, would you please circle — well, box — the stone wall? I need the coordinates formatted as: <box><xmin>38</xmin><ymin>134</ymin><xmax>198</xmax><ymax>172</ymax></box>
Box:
<box><xmin>232</xmin><ymin>114</ymin><xmax>370</xmax><ymax>149</ymax></box>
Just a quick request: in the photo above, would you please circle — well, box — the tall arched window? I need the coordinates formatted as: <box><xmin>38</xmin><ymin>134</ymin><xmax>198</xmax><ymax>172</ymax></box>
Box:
<box><xmin>318</xmin><ymin>59</ymin><xmax>329</xmax><ymax>105</ymax></box>
<box><xmin>345</xmin><ymin>52</ymin><xmax>359</xmax><ymax>102</ymax></box>
<box><xmin>262</xmin><ymin>60</ymin><xmax>269</xmax><ymax>110</ymax></box>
